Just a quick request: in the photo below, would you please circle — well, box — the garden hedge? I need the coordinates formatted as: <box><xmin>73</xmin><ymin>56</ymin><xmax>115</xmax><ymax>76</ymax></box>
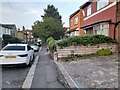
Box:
<box><xmin>56</xmin><ymin>35</ymin><xmax>116</xmax><ymax>48</ymax></box>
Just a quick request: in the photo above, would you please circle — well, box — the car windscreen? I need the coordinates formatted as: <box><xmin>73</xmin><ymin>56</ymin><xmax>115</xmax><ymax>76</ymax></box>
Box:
<box><xmin>2</xmin><ymin>46</ymin><xmax>25</xmax><ymax>51</ymax></box>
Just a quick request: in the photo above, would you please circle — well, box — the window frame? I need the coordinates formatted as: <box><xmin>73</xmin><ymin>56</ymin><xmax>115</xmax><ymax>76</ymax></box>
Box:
<box><xmin>97</xmin><ymin>0</ymin><xmax>109</xmax><ymax>11</ymax></box>
<box><xmin>87</xmin><ymin>4</ymin><xmax>92</xmax><ymax>16</ymax></box>
<box><xmin>93</xmin><ymin>23</ymin><xmax>109</xmax><ymax>36</ymax></box>
<box><xmin>74</xmin><ymin>15</ymin><xmax>78</xmax><ymax>24</ymax></box>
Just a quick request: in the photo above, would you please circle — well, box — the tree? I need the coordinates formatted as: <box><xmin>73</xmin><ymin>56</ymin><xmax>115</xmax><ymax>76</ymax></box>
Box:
<box><xmin>42</xmin><ymin>4</ymin><xmax>62</xmax><ymax>22</ymax></box>
<box><xmin>32</xmin><ymin>4</ymin><xmax>65</xmax><ymax>41</ymax></box>
<box><xmin>32</xmin><ymin>17</ymin><xmax>64</xmax><ymax>40</ymax></box>
<box><xmin>2</xmin><ymin>34</ymin><xmax>21</xmax><ymax>46</ymax></box>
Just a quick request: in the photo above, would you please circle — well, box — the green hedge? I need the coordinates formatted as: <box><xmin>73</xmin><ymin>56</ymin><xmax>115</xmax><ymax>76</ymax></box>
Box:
<box><xmin>46</xmin><ymin>37</ymin><xmax>54</xmax><ymax>44</ymax></box>
<box><xmin>2</xmin><ymin>34</ymin><xmax>21</xmax><ymax>47</ymax></box>
<box><xmin>56</xmin><ymin>35</ymin><xmax>116</xmax><ymax>48</ymax></box>
<box><xmin>46</xmin><ymin>37</ymin><xmax>56</xmax><ymax>52</ymax></box>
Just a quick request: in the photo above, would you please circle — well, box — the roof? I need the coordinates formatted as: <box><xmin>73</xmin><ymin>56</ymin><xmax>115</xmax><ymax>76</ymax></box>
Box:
<box><xmin>80</xmin><ymin>0</ymin><xmax>92</xmax><ymax>9</ymax></box>
<box><xmin>70</xmin><ymin>9</ymin><xmax>80</xmax><ymax>18</ymax></box>
<box><xmin>0</xmin><ymin>24</ymin><xmax>16</xmax><ymax>29</ymax></box>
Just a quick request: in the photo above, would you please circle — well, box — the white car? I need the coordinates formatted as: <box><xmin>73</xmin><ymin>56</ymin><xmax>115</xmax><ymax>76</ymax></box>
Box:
<box><xmin>0</xmin><ymin>44</ymin><xmax>34</xmax><ymax>67</ymax></box>
<box><xmin>30</xmin><ymin>44</ymin><xmax>39</xmax><ymax>52</ymax></box>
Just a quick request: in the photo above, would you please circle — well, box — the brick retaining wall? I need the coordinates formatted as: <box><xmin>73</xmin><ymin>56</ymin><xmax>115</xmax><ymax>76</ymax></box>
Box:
<box><xmin>57</xmin><ymin>43</ymin><xmax>117</xmax><ymax>58</ymax></box>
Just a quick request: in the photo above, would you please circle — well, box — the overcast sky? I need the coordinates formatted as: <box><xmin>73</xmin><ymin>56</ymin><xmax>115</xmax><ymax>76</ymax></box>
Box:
<box><xmin>0</xmin><ymin>0</ymin><xmax>88</xmax><ymax>30</ymax></box>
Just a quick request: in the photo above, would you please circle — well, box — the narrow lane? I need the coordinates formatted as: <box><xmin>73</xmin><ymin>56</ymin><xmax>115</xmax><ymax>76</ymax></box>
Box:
<box><xmin>31</xmin><ymin>45</ymin><xmax>64</xmax><ymax>88</ymax></box>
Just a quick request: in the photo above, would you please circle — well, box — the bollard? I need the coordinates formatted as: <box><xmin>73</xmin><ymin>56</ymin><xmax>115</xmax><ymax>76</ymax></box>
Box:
<box><xmin>54</xmin><ymin>52</ymin><xmax>58</xmax><ymax>61</ymax></box>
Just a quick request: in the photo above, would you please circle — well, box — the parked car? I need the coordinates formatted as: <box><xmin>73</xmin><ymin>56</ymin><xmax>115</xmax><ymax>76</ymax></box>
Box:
<box><xmin>36</xmin><ymin>39</ymin><xmax>42</xmax><ymax>47</ymax></box>
<box><xmin>0</xmin><ymin>44</ymin><xmax>34</xmax><ymax>67</ymax></box>
<box><xmin>30</xmin><ymin>44</ymin><xmax>39</xmax><ymax>52</ymax></box>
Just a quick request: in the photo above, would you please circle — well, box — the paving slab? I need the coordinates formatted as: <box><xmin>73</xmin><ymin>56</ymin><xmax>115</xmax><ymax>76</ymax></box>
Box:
<box><xmin>31</xmin><ymin>45</ymin><xmax>65</xmax><ymax>88</ymax></box>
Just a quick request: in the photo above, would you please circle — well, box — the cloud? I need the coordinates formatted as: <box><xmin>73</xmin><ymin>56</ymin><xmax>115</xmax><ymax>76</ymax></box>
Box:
<box><xmin>24</xmin><ymin>8</ymin><xmax>44</xmax><ymax>18</ymax></box>
<box><xmin>0</xmin><ymin>3</ymin><xmax>43</xmax><ymax>29</ymax></box>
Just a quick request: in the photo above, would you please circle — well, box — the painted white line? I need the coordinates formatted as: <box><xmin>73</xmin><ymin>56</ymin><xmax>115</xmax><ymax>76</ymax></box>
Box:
<box><xmin>54</xmin><ymin>61</ymin><xmax>79</xmax><ymax>88</ymax></box>
<box><xmin>22</xmin><ymin>55</ymin><xmax>39</xmax><ymax>88</ymax></box>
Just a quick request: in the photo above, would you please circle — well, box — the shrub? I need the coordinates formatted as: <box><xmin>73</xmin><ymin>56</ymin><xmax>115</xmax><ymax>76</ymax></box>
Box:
<box><xmin>56</xmin><ymin>35</ymin><xmax>116</xmax><ymax>48</ymax></box>
<box><xmin>47</xmin><ymin>37</ymin><xmax>56</xmax><ymax>52</ymax></box>
<box><xmin>56</xmin><ymin>39</ymin><xmax>68</xmax><ymax>48</ymax></box>
<box><xmin>2</xmin><ymin>34</ymin><xmax>21</xmax><ymax>46</ymax></box>
<box><xmin>89</xmin><ymin>35</ymin><xmax>117</xmax><ymax>45</ymax></box>
<box><xmin>46</xmin><ymin>37</ymin><xmax>54</xmax><ymax>44</ymax></box>
<box><xmin>96</xmin><ymin>49</ymin><xmax>112</xmax><ymax>56</ymax></box>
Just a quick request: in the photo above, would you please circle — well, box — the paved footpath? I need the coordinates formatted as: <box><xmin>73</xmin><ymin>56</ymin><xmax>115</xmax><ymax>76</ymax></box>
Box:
<box><xmin>31</xmin><ymin>45</ymin><xmax>65</xmax><ymax>88</ymax></box>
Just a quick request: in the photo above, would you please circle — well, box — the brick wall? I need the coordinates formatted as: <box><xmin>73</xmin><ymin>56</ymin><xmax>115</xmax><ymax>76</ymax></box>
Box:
<box><xmin>57</xmin><ymin>43</ymin><xmax>116</xmax><ymax>58</ymax></box>
<box><xmin>118</xmin><ymin>1</ymin><xmax>120</xmax><ymax>52</ymax></box>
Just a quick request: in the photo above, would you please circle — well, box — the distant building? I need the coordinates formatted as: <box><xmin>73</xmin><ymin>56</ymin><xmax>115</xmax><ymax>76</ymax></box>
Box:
<box><xmin>25</xmin><ymin>29</ymin><xmax>34</xmax><ymax>43</ymax></box>
<box><xmin>0</xmin><ymin>24</ymin><xmax>11</xmax><ymax>38</ymax></box>
<box><xmin>1</xmin><ymin>24</ymin><xmax>17</xmax><ymax>37</ymax></box>
<box><xmin>17</xmin><ymin>29</ymin><xmax>35</xmax><ymax>43</ymax></box>
<box><xmin>16</xmin><ymin>30</ymin><xmax>24</xmax><ymax>41</ymax></box>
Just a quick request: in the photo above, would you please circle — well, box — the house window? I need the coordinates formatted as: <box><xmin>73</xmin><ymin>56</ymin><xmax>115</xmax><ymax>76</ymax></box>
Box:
<box><xmin>87</xmin><ymin>4</ymin><xmax>91</xmax><ymax>16</ymax></box>
<box><xmin>70</xmin><ymin>19</ymin><xmax>73</xmax><ymax>26</ymax></box>
<box><xmin>86</xmin><ymin>28</ymin><xmax>93</xmax><ymax>35</ymax></box>
<box><xmin>93</xmin><ymin>24</ymin><xmax>100</xmax><ymax>35</ymax></box>
<box><xmin>75</xmin><ymin>31</ymin><xmax>78</xmax><ymax>36</ymax></box>
<box><xmin>97</xmin><ymin>0</ymin><xmax>108</xmax><ymax>10</ymax></box>
<box><xmin>70</xmin><ymin>32</ymin><xmax>75</xmax><ymax>36</ymax></box>
<box><xmin>100</xmin><ymin>23</ymin><xmax>109</xmax><ymax>36</ymax></box>
<box><xmin>93</xmin><ymin>23</ymin><xmax>109</xmax><ymax>36</ymax></box>
<box><xmin>74</xmin><ymin>16</ymin><xmax>78</xmax><ymax>24</ymax></box>
<box><xmin>82</xmin><ymin>10</ymin><xmax>85</xmax><ymax>17</ymax></box>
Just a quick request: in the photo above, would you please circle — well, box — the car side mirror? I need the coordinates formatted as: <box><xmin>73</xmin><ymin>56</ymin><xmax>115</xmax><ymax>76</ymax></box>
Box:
<box><xmin>31</xmin><ymin>48</ymin><xmax>33</xmax><ymax>50</ymax></box>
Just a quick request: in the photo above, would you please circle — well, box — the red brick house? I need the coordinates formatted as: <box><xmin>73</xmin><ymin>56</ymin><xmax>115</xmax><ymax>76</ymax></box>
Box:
<box><xmin>81</xmin><ymin>0</ymin><xmax>118</xmax><ymax>39</ymax></box>
<box><xmin>68</xmin><ymin>9</ymin><xmax>85</xmax><ymax>36</ymax></box>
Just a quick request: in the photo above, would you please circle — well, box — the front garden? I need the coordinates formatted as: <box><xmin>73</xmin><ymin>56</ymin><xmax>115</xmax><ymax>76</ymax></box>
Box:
<box><xmin>46</xmin><ymin>35</ymin><xmax>117</xmax><ymax>60</ymax></box>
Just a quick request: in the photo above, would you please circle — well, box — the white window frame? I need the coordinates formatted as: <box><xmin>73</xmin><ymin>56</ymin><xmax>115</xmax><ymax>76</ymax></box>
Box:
<box><xmin>97</xmin><ymin>0</ymin><xmax>109</xmax><ymax>11</ymax></box>
<box><xmin>74</xmin><ymin>16</ymin><xmax>78</xmax><ymax>24</ymax></box>
<box><xmin>93</xmin><ymin>23</ymin><xmax>109</xmax><ymax>36</ymax></box>
<box><xmin>87</xmin><ymin>4</ymin><xmax>91</xmax><ymax>16</ymax></box>
<box><xmin>100</xmin><ymin>23</ymin><xmax>109</xmax><ymax>36</ymax></box>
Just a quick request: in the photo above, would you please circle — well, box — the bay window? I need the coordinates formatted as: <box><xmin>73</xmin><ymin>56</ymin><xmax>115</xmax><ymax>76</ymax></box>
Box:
<box><xmin>93</xmin><ymin>23</ymin><xmax>109</xmax><ymax>36</ymax></box>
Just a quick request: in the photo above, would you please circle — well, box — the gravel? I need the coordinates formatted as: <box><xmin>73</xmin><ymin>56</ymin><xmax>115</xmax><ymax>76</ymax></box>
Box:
<box><xmin>60</xmin><ymin>53</ymin><xmax>119</xmax><ymax>88</ymax></box>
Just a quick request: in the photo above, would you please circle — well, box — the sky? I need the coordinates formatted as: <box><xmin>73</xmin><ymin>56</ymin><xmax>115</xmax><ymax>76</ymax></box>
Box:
<box><xmin>0</xmin><ymin>0</ymin><xmax>88</xmax><ymax>30</ymax></box>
